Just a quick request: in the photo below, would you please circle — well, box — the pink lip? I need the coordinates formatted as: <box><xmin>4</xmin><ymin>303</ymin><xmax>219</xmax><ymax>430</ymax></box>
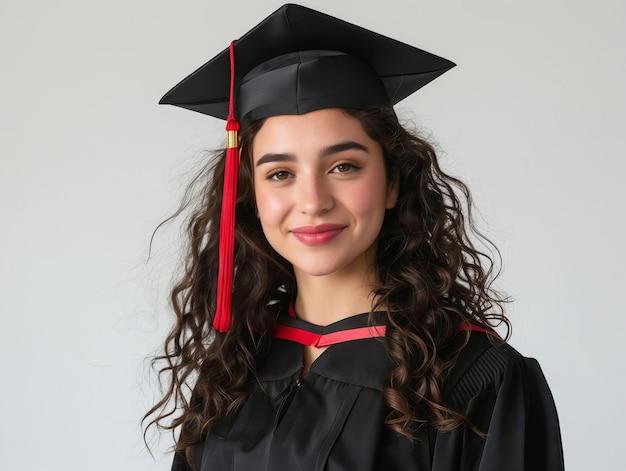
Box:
<box><xmin>291</xmin><ymin>224</ymin><xmax>346</xmax><ymax>245</ymax></box>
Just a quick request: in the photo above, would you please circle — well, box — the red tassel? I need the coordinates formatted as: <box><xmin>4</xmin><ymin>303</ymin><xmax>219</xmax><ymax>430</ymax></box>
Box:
<box><xmin>214</xmin><ymin>41</ymin><xmax>240</xmax><ymax>332</ymax></box>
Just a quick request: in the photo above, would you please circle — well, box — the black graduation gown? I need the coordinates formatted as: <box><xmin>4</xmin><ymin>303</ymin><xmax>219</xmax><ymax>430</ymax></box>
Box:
<box><xmin>172</xmin><ymin>314</ymin><xmax>564</xmax><ymax>471</ymax></box>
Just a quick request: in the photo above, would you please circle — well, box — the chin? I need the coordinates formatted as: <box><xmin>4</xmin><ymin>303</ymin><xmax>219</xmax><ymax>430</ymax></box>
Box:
<box><xmin>293</xmin><ymin>264</ymin><xmax>340</xmax><ymax>278</ymax></box>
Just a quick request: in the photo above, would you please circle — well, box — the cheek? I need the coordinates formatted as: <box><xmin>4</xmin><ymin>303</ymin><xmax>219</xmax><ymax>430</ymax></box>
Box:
<box><xmin>350</xmin><ymin>175</ymin><xmax>390</xmax><ymax>216</ymax></box>
<box><xmin>254</xmin><ymin>186</ymin><xmax>288</xmax><ymax>226</ymax></box>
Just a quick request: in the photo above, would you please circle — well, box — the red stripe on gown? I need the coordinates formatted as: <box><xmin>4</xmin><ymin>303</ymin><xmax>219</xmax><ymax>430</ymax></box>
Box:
<box><xmin>273</xmin><ymin>324</ymin><xmax>388</xmax><ymax>347</ymax></box>
<box><xmin>274</xmin><ymin>305</ymin><xmax>498</xmax><ymax>347</ymax></box>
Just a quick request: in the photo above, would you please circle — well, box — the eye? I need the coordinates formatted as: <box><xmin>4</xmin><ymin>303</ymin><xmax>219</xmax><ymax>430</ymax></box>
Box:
<box><xmin>268</xmin><ymin>170</ymin><xmax>291</xmax><ymax>181</ymax></box>
<box><xmin>331</xmin><ymin>163</ymin><xmax>358</xmax><ymax>174</ymax></box>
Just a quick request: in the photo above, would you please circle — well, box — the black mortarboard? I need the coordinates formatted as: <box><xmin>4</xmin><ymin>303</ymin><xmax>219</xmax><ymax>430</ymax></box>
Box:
<box><xmin>159</xmin><ymin>3</ymin><xmax>455</xmax><ymax>126</ymax></box>
<box><xmin>159</xmin><ymin>4</ymin><xmax>455</xmax><ymax>332</ymax></box>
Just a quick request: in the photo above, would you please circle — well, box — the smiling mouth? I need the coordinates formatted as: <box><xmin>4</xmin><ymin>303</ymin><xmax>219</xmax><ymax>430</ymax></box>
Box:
<box><xmin>291</xmin><ymin>224</ymin><xmax>346</xmax><ymax>245</ymax></box>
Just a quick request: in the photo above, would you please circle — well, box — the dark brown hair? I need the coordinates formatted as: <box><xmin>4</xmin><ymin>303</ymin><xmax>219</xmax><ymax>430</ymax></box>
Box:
<box><xmin>143</xmin><ymin>107</ymin><xmax>509</xmax><ymax>460</ymax></box>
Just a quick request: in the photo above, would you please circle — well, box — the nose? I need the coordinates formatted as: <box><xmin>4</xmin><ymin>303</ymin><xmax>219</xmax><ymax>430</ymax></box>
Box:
<box><xmin>296</xmin><ymin>172</ymin><xmax>333</xmax><ymax>215</ymax></box>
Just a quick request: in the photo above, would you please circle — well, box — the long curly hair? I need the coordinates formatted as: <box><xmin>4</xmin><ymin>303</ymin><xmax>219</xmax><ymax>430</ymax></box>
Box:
<box><xmin>143</xmin><ymin>107</ymin><xmax>509</xmax><ymax>461</ymax></box>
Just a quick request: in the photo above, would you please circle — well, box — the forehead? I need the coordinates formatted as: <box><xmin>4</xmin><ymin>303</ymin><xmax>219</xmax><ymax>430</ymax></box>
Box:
<box><xmin>251</xmin><ymin>109</ymin><xmax>373</xmax><ymax>158</ymax></box>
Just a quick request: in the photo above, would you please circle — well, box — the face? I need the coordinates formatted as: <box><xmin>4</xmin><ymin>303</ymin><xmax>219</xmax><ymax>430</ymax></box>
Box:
<box><xmin>252</xmin><ymin>108</ymin><xmax>398</xmax><ymax>281</ymax></box>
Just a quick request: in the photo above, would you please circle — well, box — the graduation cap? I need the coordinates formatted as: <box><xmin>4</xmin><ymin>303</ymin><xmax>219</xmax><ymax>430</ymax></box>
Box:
<box><xmin>160</xmin><ymin>3</ymin><xmax>455</xmax><ymax>332</ymax></box>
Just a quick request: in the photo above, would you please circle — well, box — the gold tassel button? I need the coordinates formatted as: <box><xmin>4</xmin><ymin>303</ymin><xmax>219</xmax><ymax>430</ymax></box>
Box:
<box><xmin>227</xmin><ymin>130</ymin><xmax>239</xmax><ymax>149</ymax></box>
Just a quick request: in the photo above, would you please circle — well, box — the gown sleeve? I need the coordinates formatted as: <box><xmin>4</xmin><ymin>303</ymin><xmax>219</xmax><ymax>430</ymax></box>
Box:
<box><xmin>432</xmin><ymin>337</ymin><xmax>565</xmax><ymax>471</ymax></box>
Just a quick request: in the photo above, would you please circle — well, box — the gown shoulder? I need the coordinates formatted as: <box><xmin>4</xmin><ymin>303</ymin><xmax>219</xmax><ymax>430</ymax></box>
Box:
<box><xmin>430</xmin><ymin>331</ymin><xmax>565</xmax><ymax>470</ymax></box>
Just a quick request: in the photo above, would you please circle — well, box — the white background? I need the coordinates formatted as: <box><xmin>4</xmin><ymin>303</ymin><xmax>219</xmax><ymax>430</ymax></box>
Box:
<box><xmin>1</xmin><ymin>0</ymin><xmax>624</xmax><ymax>469</ymax></box>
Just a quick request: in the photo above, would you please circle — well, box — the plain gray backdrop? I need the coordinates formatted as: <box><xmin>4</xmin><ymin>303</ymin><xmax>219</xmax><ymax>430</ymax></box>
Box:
<box><xmin>1</xmin><ymin>0</ymin><xmax>624</xmax><ymax>469</ymax></box>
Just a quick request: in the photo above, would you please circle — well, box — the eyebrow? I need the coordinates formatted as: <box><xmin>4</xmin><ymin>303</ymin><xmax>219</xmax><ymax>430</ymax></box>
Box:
<box><xmin>320</xmin><ymin>141</ymin><xmax>369</xmax><ymax>158</ymax></box>
<box><xmin>255</xmin><ymin>141</ymin><xmax>369</xmax><ymax>167</ymax></box>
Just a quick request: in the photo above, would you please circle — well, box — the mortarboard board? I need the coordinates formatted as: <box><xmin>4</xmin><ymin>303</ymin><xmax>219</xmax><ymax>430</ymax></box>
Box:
<box><xmin>159</xmin><ymin>3</ymin><xmax>455</xmax><ymax>332</ymax></box>
<box><xmin>160</xmin><ymin>3</ymin><xmax>455</xmax><ymax>126</ymax></box>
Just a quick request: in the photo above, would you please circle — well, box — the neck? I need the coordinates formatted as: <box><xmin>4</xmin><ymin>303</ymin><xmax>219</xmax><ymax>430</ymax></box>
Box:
<box><xmin>293</xmin><ymin>257</ymin><xmax>379</xmax><ymax>326</ymax></box>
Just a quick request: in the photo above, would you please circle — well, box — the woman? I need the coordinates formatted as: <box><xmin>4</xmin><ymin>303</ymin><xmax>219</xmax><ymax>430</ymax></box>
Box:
<box><xmin>146</xmin><ymin>4</ymin><xmax>564</xmax><ymax>470</ymax></box>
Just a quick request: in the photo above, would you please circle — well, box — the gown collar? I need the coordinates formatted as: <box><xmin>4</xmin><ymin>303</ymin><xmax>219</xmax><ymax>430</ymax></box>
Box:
<box><xmin>257</xmin><ymin>310</ymin><xmax>393</xmax><ymax>390</ymax></box>
<box><xmin>259</xmin><ymin>307</ymin><xmax>498</xmax><ymax>391</ymax></box>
